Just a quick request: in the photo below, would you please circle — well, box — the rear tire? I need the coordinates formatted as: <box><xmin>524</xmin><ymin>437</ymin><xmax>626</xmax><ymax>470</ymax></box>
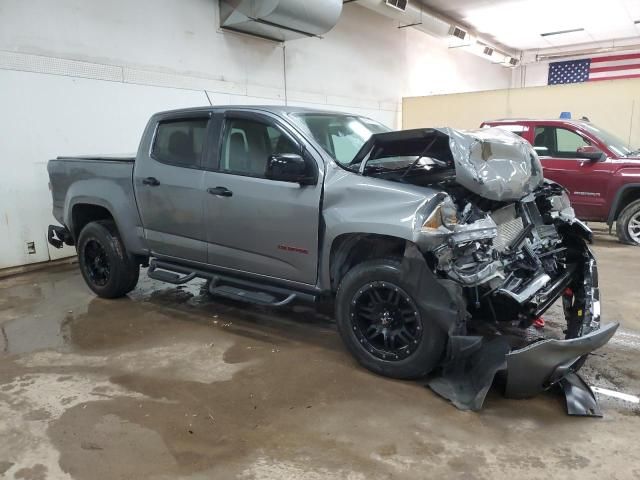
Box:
<box><xmin>616</xmin><ymin>199</ymin><xmax>640</xmax><ymax>245</ymax></box>
<box><xmin>335</xmin><ymin>259</ymin><xmax>446</xmax><ymax>379</ymax></box>
<box><xmin>77</xmin><ymin>220</ymin><xmax>139</xmax><ymax>298</ymax></box>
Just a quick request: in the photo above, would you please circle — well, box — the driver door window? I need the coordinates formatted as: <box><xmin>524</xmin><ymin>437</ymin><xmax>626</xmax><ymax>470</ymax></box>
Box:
<box><xmin>534</xmin><ymin>127</ymin><xmax>590</xmax><ymax>158</ymax></box>
<box><xmin>556</xmin><ymin>128</ymin><xmax>590</xmax><ymax>157</ymax></box>
<box><xmin>220</xmin><ymin>119</ymin><xmax>298</xmax><ymax>177</ymax></box>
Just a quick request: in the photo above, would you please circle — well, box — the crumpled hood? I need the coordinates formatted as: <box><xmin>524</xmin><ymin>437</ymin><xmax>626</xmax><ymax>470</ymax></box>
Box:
<box><xmin>439</xmin><ymin>127</ymin><xmax>544</xmax><ymax>201</ymax></box>
<box><xmin>352</xmin><ymin>127</ymin><xmax>544</xmax><ymax>202</ymax></box>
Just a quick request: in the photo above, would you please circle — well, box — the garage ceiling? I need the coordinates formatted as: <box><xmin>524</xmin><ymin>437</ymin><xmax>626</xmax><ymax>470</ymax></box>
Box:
<box><xmin>420</xmin><ymin>0</ymin><xmax>640</xmax><ymax>50</ymax></box>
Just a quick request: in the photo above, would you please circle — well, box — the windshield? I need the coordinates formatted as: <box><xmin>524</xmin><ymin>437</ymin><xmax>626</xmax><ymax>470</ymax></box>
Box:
<box><xmin>581</xmin><ymin>123</ymin><xmax>635</xmax><ymax>157</ymax></box>
<box><xmin>291</xmin><ymin>113</ymin><xmax>391</xmax><ymax>165</ymax></box>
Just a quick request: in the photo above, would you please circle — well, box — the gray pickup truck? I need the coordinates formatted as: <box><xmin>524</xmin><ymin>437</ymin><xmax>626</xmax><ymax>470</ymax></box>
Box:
<box><xmin>48</xmin><ymin>106</ymin><xmax>617</xmax><ymax>412</ymax></box>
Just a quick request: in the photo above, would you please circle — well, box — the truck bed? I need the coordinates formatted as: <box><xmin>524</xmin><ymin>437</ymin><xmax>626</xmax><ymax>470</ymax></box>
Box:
<box><xmin>55</xmin><ymin>154</ymin><xmax>136</xmax><ymax>162</ymax></box>
<box><xmin>47</xmin><ymin>156</ymin><xmax>139</xmax><ymax>242</ymax></box>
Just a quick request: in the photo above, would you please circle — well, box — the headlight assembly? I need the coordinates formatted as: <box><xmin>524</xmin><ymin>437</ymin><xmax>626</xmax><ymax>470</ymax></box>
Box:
<box><xmin>421</xmin><ymin>198</ymin><xmax>458</xmax><ymax>232</ymax></box>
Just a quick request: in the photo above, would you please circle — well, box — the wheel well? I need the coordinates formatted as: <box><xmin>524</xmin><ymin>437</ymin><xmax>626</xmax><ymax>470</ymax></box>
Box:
<box><xmin>329</xmin><ymin>234</ymin><xmax>406</xmax><ymax>291</ymax></box>
<box><xmin>71</xmin><ymin>204</ymin><xmax>114</xmax><ymax>240</ymax></box>
<box><xmin>612</xmin><ymin>187</ymin><xmax>640</xmax><ymax>223</ymax></box>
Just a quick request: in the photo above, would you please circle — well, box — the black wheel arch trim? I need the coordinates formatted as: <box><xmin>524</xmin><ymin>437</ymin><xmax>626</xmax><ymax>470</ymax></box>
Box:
<box><xmin>69</xmin><ymin>200</ymin><xmax>117</xmax><ymax>241</ymax></box>
<box><xmin>607</xmin><ymin>183</ymin><xmax>640</xmax><ymax>225</ymax></box>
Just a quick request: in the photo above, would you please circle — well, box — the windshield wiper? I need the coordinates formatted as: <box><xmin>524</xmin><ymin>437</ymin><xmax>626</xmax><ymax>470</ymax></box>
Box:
<box><xmin>626</xmin><ymin>148</ymin><xmax>640</xmax><ymax>157</ymax></box>
<box><xmin>400</xmin><ymin>137</ymin><xmax>445</xmax><ymax>179</ymax></box>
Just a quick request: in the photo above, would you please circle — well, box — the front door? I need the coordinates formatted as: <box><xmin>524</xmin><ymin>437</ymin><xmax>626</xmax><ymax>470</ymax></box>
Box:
<box><xmin>203</xmin><ymin>111</ymin><xmax>322</xmax><ymax>285</ymax></box>
<box><xmin>533</xmin><ymin>125</ymin><xmax>609</xmax><ymax>220</ymax></box>
<box><xmin>134</xmin><ymin>115</ymin><xmax>210</xmax><ymax>262</ymax></box>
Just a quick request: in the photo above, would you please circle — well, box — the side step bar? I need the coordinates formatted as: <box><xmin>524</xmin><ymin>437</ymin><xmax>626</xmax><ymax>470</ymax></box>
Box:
<box><xmin>147</xmin><ymin>259</ymin><xmax>317</xmax><ymax>306</ymax></box>
<box><xmin>148</xmin><ymin>261</ymin><xmax>197</xmax><ymax>284</ymax></box>
<box><xmin>209</xmin><ymin>284</ymin><xmax>296</xmax><ymax>307</ymax></box>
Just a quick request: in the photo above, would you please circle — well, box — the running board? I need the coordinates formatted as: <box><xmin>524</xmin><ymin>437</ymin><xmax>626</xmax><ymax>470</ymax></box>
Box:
<box><xmin>148</xmin><ymin>260</ymin><xmax>197</xmax><ymax>284</ymax></box>
<box><xmin>208</xmin><ymin>284</ymin><xmax>296</xmax><ymax>306</ymax></box>
<box><xmin>146</xmin><ymin>258</ymin><xmax>317</xmax><ymax>306</ymax></box>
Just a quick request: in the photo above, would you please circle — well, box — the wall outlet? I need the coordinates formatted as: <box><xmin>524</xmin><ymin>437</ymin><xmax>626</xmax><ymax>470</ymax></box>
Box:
<box><xmin>26</xmin><ymin>241</ymin><xmax>36</xmax><ymax>254</ymax></box>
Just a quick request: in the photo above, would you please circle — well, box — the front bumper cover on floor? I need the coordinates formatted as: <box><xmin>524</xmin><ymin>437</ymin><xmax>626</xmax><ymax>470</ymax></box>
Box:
<box><xmin>504</xmin><ymin>322</ymin><xmax>618</xmax><ymax>400</ymax></box>
<box><xmin>428</xmin><ymin>323</ymin><xmax>619</xmax><ymax>415</ymax></box>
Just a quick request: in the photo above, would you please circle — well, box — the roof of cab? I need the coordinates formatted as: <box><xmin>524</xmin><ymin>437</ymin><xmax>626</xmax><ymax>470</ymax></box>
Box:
<box><xmin>153</xmin><ymin>105</ymin><xmax>355</xmax><ymax>117</ymax></box>
<box><xmin>484</xmin><ymin>118</ymin><xmax>592</xmax><ymax>126</ymax></box>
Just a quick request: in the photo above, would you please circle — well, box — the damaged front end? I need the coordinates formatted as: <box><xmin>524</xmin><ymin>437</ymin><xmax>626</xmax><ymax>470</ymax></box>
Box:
<box><xmin>356</xmin><ymin>127</ymin><xmax>618</xmax><ymax>414</ymax></box>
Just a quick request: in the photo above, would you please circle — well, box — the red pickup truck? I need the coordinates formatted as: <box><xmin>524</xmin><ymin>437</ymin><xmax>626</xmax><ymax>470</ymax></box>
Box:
<box><xmin>481</xmin><ymin>119</ymin><xmax>640</xmax><ymax>245</ymax></box>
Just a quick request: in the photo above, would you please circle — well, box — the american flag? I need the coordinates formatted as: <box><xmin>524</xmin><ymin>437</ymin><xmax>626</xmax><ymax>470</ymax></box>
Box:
<box><xmin>548</xmin><ymin>53</ymin><xmax>640</xmax><ymax>85</ymax></box>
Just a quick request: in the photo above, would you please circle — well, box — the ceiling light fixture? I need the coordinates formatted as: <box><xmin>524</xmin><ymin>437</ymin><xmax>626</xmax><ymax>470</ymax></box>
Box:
<box><xmin>540</xmin><ymin>27</ymin><xmax>584</xmax><ymax>37</ymax></box>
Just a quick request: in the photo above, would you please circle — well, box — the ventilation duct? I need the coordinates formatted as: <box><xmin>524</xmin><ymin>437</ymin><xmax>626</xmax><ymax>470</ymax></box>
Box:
<box><xmin>450</xmin><ymin>26</ymin><xmax>469</xmax><ymax>41</ymax></box>
<box><xmin>356</xmin><ymin>0</ymin><xmax>451</xmax><ymax>38</ymax></box>
<box><xmin>356</xmin><ymin>0</ymin><xmax>518</xmax><ymax>66</ymax></box>
<box><xmin>385</xmin><ymin>0</ymin><xmax>408</xmax><ymax>12</ymax></box>
<box><xmin>219</xmin><ymin>0</ymin><xmax>343</xmax><ymax>42</ymax></box>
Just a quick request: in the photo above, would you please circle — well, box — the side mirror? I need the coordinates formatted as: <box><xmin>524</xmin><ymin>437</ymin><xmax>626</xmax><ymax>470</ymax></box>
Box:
<box><xmin>577</xmin><ymin>145</ymin><xmax>604</xmax><ymax>161</ymax></box>
<box><xmin>266</xmin><ymin>153</ymin><xmax>316</xmax><ymax>185</ymax></box>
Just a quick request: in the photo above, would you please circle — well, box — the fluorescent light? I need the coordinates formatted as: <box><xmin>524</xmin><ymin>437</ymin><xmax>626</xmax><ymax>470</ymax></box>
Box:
<box><xmin>540</xmin><ymin>27</ymin><xmax>584</xmax><ymax>37</ymax></box>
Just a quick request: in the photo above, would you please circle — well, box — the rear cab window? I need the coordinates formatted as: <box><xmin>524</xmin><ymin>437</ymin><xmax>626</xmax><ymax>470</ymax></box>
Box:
<box><xmin>489</xmin><ymin>124</ymin><xmax>529</xmax><ymax>139</ymax></box>
<box><xmin>152</xmin><ymin>118</ymin><xmax>209</xmax><ymax>168</ymax></box>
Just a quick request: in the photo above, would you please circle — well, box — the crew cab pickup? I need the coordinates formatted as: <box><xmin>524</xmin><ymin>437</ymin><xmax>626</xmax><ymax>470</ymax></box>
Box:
<box><xmin>481</xmin><ymin>118</ymin><xmax>640</xmax><ymax>245</ymax></box>
<box><xmin>48</xmin><ymin>106</ymin><xmax>616</xmax><ymax>412</ymax></box>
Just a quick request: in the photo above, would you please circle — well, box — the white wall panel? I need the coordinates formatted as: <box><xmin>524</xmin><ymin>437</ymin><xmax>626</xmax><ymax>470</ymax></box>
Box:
<box><xmin>0</xmin><ymin>0</ymin><xmax>511</xmax><ymax>269</ymax></box>
<box><xmin>0</xmin><ymin>71</ymin><xmax>207</xmax><ymax>269</ymax></box>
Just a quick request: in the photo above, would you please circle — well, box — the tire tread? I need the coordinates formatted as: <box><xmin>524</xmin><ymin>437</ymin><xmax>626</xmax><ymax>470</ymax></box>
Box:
<box><xmin>616</xmin><ymin>199</ymin><xmax>640</xmax><ymax>245</ymax></box>
<box><xmin>77</xmin><ymin>220</ymin><xmax>139</xmax><ymax>298</ymax></box>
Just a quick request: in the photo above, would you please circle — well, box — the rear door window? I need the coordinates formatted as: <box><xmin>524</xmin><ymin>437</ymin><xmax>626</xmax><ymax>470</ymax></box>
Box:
<box><xmin>152</xmin><ymin>118</ymin><xmax>209</xmax><ymax>168</ymax></box>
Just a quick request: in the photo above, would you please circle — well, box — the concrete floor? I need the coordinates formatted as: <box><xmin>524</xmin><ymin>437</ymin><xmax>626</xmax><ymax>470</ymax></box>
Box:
<box><xmin>1</xmin><ymin>226</ymin><xmax>640</xmax><ymax>479</ymax></box>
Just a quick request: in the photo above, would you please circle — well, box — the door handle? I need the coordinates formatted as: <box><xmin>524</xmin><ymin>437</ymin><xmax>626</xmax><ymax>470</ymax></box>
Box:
<box><xmin>207</xmin><ymin>186</ymin><xmax>233</xmax><ymax>197</ymax></box>
<box><xmin>142</xmin><ymin>177</ymin><xmax>160</xmax><ymax>186</ymax></box>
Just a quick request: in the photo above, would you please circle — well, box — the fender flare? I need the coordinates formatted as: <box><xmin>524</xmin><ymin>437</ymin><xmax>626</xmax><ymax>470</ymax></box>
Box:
<box><xmin>606</xmin><ymin>183</ymin><xmax>640</xmax><ymax>225</ymax></box>
<box><xmin>67</xmin><ymin>197</ymin><xmax>117</xmax><ymax>238</ymax></box>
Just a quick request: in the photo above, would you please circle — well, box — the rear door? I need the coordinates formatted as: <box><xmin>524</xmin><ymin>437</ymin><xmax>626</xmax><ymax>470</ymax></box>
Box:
<box><xmin>134</xmin><ymin>113</ymin><xmax>211</xmax><ymax>262</ymax></box>
<box><xmin>203</xmin><ymin>110</ymin><xmax>323</xmax><ymax>285</ymax></box>
<box><xmin>532</xmin><ymin>124</ymin><xmax>609</xmax><ymax>219</ymax></box>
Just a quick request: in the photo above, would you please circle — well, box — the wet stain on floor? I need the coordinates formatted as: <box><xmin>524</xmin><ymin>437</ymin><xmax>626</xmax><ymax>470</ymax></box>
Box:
<box><xmin>1</xmin><ymin>233</ymin><xmax>640</xmax><ymax>479</ymax></box>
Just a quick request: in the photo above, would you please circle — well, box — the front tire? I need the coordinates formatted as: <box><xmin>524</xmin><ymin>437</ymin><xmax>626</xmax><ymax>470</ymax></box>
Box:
<box><xmin>77</xmin><ymin>220</ymin><xmax>139</xmax><ymax>298</ymax></box>
<box><xmin>335</xmin><ymin>259</ymin><xmax>446</xmax><ymax>379</ymax></box>
<box><xmin>616</xmin><ymin>199</ymin><xmax>640</xmax><ymax>245</ymax></box>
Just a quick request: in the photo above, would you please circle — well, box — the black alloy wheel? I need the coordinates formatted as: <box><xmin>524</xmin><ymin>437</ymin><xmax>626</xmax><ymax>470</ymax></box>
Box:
<box><xmin>335</xmin><ymin>259</ymin><xmax>446</xmax><ymax>379</ymax></box>
<box><xmin>83</xmin><ymin>239</ymin><xmax>111</xmax><ymax>286</ymax></box>
<box><xmin>350</xmin><ymin>281</ymin><xmax>423</xmax><ymax>361</ymax></box>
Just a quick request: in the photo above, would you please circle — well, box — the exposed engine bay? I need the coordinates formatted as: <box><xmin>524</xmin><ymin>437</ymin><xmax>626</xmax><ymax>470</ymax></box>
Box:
<box><xmin>352</xmin><ymin>127</ymin><xmax>618</xmax><ymax>414</ymax></box>
<box><xmin>425</xmin><ymin>183</ymin><xmax>599</xmax><ymax>342</ymax></box>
